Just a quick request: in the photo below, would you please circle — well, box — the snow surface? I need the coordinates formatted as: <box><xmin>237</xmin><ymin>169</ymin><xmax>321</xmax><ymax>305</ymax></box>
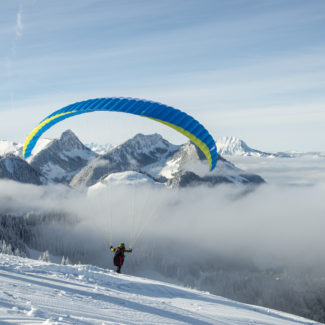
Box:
<box><xmin>0</xmin><ymin>254</ymin><xmax>319</xmax><ymax>325</ymax></box>
<box><xmin>159</xmin><ymin>156</ymin><xmax>182</xmax><ymax>179</ymax></box>
<box><xmin>88</xmin><ymin>171</ymin><xmax>164</xmax><ymax>194</ymax></box>
<box><xmin>216</xmin><ymin>137</ymin><xmax>268</xmax><ymax>157</ymax></box>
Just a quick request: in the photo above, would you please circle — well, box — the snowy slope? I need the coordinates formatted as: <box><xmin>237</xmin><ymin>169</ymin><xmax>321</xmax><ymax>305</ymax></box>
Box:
<box><xmin>0</xmin><ymin>254</ymin><xmax>319</xmax><ymax>325</ymax></box>
<box><xmin>88</xmin><ymin>171</ymin><xmax>164</xmax><ymax>194</ymax></box>
<box><xmin>159</xmin><ymin>142</ymin><xmax>265</xmax><ymax>187</ymax></box>
<box><xmin>216</xmin><ymin>137</ymin><xmax>270</xmax><ymax>157</ymax></box>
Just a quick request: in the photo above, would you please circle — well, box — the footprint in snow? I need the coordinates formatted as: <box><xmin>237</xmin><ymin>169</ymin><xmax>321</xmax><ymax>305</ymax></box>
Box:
<box><xmin>25</xmin><ymin>306</ymin><xmax>45</xmax><ymax>318</ymax></box>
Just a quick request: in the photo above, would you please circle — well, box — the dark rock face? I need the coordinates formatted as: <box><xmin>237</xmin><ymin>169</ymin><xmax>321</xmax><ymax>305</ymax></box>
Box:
<box><xmin>0</xmin><ymin>154</ymin><xmax>45</xmax><ymax>185</ymax></box>
<box><xmin>167</xmin><ymin>171</ymin><xmax>233</xmax><ymax>188</ymax></box>
<box><xmin>167</xmin><ymin>171</ymin><xmax>265</xmax><ymax>188</ymax></box>
<box><xmin>238</xmin><ymin>174</ymin><xmax>265</xmax><ymax>184</ymax></box>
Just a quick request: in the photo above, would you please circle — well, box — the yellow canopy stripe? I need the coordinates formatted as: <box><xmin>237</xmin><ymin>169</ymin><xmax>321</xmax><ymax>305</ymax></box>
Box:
<box><xmin>148</xmin><ymin>117</ymin><xmax>213</xmax><ymax>170</ymax></box>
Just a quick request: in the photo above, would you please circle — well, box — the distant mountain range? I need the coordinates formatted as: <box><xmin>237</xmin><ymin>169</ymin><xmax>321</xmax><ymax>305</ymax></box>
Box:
<box><xmin>2</xmin><ymin>132</ymin><xmax>325</xmax><ymax>188</ymax></box>
<box><xmin>216</xmin><ymin>137</ymin><xmax>325</xmax><ymax>158</ymax></box>
<box><xmin>3</xmin><ymin>135</ymin><xmax>323</xmax><ymax>160</ymax></box>
<box><xmin>0</xmin><ymin>131</ymin><xmax>266</xmax><ymax>187</ymax></box>
<box><xmin>2</xmin><ymin>132</ymin><xmax>324</xmax><ymax>188</ymax></box>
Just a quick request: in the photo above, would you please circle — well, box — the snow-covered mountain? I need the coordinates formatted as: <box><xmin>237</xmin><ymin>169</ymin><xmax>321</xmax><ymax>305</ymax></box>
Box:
<box><xmin>161</xmin><ymin>142</ymin><xmax>264</xmax><ymax>187</ymax></box>
<box><xmin>0</xmin><ymin>154</ymin><xmax>46</xmax><ymax>185</ymax></box>
<box><xmin>216</xmin><ymin>137</ymin><xmax>325</xmax><ymax>158</ymax></box>
<box><xmin>0</xmin><ymin>254</ymin><xmax>319</xmax><ymax>325</ymax></box>
<box><xmin>0</xmin><ymin>132</ymin><xmax>266</xmax><ymax>187</ymax></box>
<box><xmin>29</xmin><ymin>130</ymin><xmax>97</xmax><ymax>183</ymax></box>
<box><xmin>70</xmin><ymin>133</ymin><xmax>181</xmax><ymax>188</ymax></box>
<box><xmin>70</xmin><ymin>133</ymin><xmax>264</xmax><ymax>189</ymax></box>
<box><xmin>217</xmin><ymin>137</ymin><xmax>270</xmax><ymax>157</ymax></box>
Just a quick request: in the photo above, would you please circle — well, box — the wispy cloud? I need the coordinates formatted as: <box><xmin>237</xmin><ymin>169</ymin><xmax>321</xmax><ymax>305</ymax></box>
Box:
<box><xmin>15</xmin><ymin>6</ymin><xmax>23</xmax><ymax>38</ymax></box>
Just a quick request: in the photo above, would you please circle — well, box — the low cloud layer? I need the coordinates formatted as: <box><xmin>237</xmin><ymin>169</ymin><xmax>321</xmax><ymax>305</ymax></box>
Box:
<box><xmin>231</xmin><ymin>155</ymin><xmax>325</xmax><ymax>186</ymax></box>
<box><xmin>1</xmin><ymin>159</ymin><xmax>324</xmax><ymax>271</ymax></box>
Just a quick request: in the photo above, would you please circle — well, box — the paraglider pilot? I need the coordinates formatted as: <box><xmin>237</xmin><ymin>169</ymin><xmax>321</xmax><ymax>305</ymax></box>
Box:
<box><xmin>110</xmin><ymin>243</ymin><xmax>132</xmax><ymax>273</ymax></box>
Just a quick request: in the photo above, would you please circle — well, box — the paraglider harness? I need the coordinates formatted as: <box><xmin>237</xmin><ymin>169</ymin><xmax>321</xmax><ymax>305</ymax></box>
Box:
<box><xmin>110</xmin><ymin>243</ymin><xmax>132</xmax><ymax>273</ymax></box>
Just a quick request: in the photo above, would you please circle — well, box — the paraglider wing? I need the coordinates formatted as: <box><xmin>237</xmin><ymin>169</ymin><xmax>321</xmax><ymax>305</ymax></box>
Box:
<box><xmin>23</xmin><ymin>98</ymin><xmax>217</xmax><ymax>170</ymax></box>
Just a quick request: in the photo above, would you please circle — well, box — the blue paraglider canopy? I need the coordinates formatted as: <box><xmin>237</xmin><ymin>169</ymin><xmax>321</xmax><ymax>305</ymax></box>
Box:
<box><xmin>23</xmin><ymin>97</ymin><xmax>217</xmax><ymax>170</ymax></box>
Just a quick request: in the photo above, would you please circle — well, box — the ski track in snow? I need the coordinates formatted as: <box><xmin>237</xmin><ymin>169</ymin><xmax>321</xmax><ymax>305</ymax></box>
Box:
<box><xmin>0</xmin><ymin>254</ymin><xmax>320</xmax><ymax>325</ymax></box>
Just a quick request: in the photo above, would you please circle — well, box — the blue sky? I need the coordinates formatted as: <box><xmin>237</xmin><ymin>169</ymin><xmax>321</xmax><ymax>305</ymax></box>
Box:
<box><xmin>1</xmin><ymin>0</ymin><xmax>324</xmax><ymax>151</ymax></box>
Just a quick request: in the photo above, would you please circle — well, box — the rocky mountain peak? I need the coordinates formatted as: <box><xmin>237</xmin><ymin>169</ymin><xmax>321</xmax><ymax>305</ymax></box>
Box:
<box><xmin>70</xmin><ymin>133</ymin><xmax>181</xmax><ymax>188</ymax></box>
<box><xmin>29</xmin><ymin>130</ymin><xmax>97</xmax><ymax>184</ymax></box>
<box><xmin>101</xmin><ymin>133</ymin><xmax>180</xmax><ymax>168</ymax></box>
<box><xmin>58</xmin><ymin>129</ymin><xmax>85</xmax><ymax>151</ymax></box>
<box><xmin>116</xmin><ymin>133</ymin><xmax>174</xmax><ymax>153</ymax></box>
<box><xmin>130</xmin><ymin>133</ymin><xmax>163</xmax><ymax>144</ymax></box>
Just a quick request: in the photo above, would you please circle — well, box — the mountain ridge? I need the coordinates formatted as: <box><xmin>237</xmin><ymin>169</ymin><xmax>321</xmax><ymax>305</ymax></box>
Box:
<box><xmin>0</xmin><ymin>132</ymin><xmax>266</xmax><ymax>187</ymax></box>
<box><xmin>2</xmin><ymin>135</ymin><xmax>324</xmax><ymax>160</ymax></box>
